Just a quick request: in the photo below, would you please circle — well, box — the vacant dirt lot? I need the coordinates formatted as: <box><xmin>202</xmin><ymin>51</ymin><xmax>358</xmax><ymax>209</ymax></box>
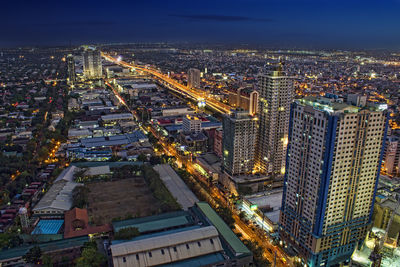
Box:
<box><xmin>86</xmin><ymin>177</ymin><xmax>162</xmax><ymax>225</ymax></box>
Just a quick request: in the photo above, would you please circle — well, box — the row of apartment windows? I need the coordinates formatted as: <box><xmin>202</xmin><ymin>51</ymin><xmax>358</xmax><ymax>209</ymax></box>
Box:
<box><xmin>121</xmin><ymin>239</ymin><xmax>214</xmax><ymax>263</ymax></box>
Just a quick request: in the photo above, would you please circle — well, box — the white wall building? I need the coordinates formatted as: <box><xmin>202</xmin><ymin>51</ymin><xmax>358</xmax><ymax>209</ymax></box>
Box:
<box><xmin>255</xmin><ymin>64</ymin><xmax>294</xmax><ymax>176</ymax></box>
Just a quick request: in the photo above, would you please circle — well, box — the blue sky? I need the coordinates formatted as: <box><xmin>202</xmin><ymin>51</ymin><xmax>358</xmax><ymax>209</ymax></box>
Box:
<box><xmin>1</xmin><ymin>0</ymin><xmax>399</xmax><ymax>48</ymax></box>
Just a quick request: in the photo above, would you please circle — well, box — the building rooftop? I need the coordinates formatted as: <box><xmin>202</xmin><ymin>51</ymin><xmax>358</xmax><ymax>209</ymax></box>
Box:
<box><xmin>158</xmin><ymin>252</ymin><xmax>225</xmax><ymax>267</ymax></box>
<box><xmin>64</xmin><ymin>208</ymin><xmax>111</xmax><ymax>238</ymax></box>
<box><xmin>84</xmin><ymin>165</ymin><xmax>111</xmax><ymax>176</ymax></box>
<box><xmin>31</xmin><ymin>220</ymin><xmax>64</xmax><ymax>235</ymax></box>
<box><xmin>196</xmin><ymin>202</ymin><xmax>251</xmax><ymax>257</ymax></box>
<box><xmin>112</xmin><ymin>210</ymin><xmax>193</xmax><ymax>233</ymax></box>
<box><xmin>111</xmin><ymin>226</ymin><xmax>222</xmax><ymax>257</ymax></box>
<box><xmin>297</xmin><ymin>95</ymin><xmax>387</xmax><ymax>114</ymax></box>
<box><xmin>79</xmin><ymin>131</ymin><xmax>147</xmax><ymax>148</ymax></box>
<box><xmin>153</xmin><ymin>164</ymin><xmax>199</xmax><ymax>210</ymax></box>
<box><xmin>298</xmin><ymin>96</ymin><xmax>360</xmax><ymax>113</ymax></box>
<box><xmin>165</xmin><ymin>122</ymin><xmax>222</xmax><ymax>133</ymax></box>
<box><xmin>0</xmin><ymin>236</ymin><xmax>89</xmax><ymax>262</ymax></box>
<box><xmin>54</xmin><ymin>166</ymin><xmax>77</xmax><ymax>182</ymax></box>
<box><xmin>379</xmin><ymin>198</ymin><xmax>400</xmax><ymax>216</ymax></box>
<box><xmin>33</xmin><ymin>179</ymin><xmax>82</xmax><ymax>213</ymax></box>
<box><xmin>71</xmin><ymin>161</ymin><xmax>143</xmax><ymax>168</ymax></box>
<box><xmin>101</xmin><ymin>113</ymin><xmax>134</xmax><ymax>121</ymax></box>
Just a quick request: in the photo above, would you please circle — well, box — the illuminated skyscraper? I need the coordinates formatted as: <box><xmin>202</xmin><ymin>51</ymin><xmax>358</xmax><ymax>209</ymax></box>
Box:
<box><xmin>188</xmin><ymin>68</ymin><xmax>201</xmax><ymax>89</ymax></box>
<box><xmin>249</xmin><ymin>91</ymin><xmax>259</xmax><ymax>116</ymax></box>
<box><xmin>223</xmin><ymin>109</ymin><xmax>257</xmax><ymax>176</ymax></box>
<box><xmin>66</xmin><ymin>54</ymin><xmax>76</xmax><ymax>85</ymax></box>
<box><xmin>83</xmin><ymin>48</ymin><xmax>102</xmax><ymax>79</ymax></box>
<box><xmin>255</xmin><ymin>64</ymin><xmax>294</xmax><ymax>176</ymax></box>
<box><xmin>279</xmin><ymin>96</ymin><xmax>388</xmax><ymax>266</ymax></box>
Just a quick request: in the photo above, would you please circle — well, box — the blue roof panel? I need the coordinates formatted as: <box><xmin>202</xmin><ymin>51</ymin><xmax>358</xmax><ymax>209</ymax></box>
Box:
<box><xmin>31</xmin><ymin>220</ymin><xmax>64</xmax><ymax>235</ymax></box>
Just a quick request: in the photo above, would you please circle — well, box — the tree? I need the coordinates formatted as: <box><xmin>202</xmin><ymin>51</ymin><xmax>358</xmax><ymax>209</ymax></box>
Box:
<box><xmin>114</xmin><ymin>227</ymin><xmax>140</xmax><ymax>240</ymax></box>
<box><xmin>0</xmin><ymin>232</ymin><xmax>21</xmax><ymax>249</ymax></box>
<box><xmin>37</xmin><ymin>147</ymin><xmax>49</xmax><ymax>161</ymax></box>
<box><xmin>72</xmin><ymin>186</ymin><xmax>90</xmax><ymax>208</ymax></box>
<box><xmin>76</xmin><ymin>247</ymin><xmax>106</xmax><ymax>267</ymax></box>
<box><xmin>243</xmin><ymin>240</ymin><xmax>271</xmax><ymax>267</ymax></box>
<box><xmin>238</xmin><ymin>211</ymin><xmax>246</xmax><ymax>220</ymax></box>
<box><xmin>41</xmin><ymin>254</ymin><xmax>54</xmax><ymax>267</ymax></box>
<box><xmin>137</xmin><ymin>153</ymin><xmax>147</xmax><ymax>162</ymax></box>
<box><xmin>23</xmin><ymin>246</ymin><xmax>42</xmax><ymax>264</ymax></box>
<box><xmin>215</xmin><ymin>205</ymin><xmax>235</xmax><ymax>228</ymax></box>
<box><xmin>109</xmin><ymin>155</ymin><xmax>122</xmax><ymax>162</ymax></box>
<box><xmin>150</xmin><ymin>155</ymin><xmax>161</xmax><ymax>165</ymax></box>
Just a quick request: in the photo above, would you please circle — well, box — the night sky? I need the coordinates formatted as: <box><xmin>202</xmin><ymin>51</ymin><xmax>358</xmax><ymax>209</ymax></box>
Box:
<box><xmin>2</xmin><ymin>0</ymin><xmax>400</xmax><ymax>49</ymax></box>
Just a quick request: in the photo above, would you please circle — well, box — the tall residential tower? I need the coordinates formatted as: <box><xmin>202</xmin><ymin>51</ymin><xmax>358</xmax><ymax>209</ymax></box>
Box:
<box><xmin>83</xmin><ymin>48</ymin><xmax>102</xmax><ymax>79</ymax></box>
<box><xmin>222</xmin><ymin>109</ymin><xmax>257</xmax><ymax>176</ymax></box>
<box><xmin>187</xmin><ymin>68</ymin><xmax>201</xmax><ymax>89</ymax></box>
<box><xmin>66</xmin><ymin>54</ymin><xmax>76</xmax><ymax>85</ymax></box>
<box><xmin>255</xmin><ymin>64</ymin><xmax>294</xmax><ymax>176</ymax></box>
<box><xmin>279</xmin><ymin>96</ymin><xmax>388</xmax><ymax>266</ymax></box>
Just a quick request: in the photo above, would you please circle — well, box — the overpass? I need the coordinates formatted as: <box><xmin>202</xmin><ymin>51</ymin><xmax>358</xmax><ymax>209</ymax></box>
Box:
<box><xmin>101</xmin><ymin>52</ymin><xmax>231</xmax><ymax>114</ymax></box>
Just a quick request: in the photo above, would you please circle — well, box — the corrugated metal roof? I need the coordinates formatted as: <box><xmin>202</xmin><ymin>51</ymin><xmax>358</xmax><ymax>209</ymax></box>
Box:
<box><xmin>158</xmin><ymin>252</ymin><xmax>225</xmax><ymax>267</ymax></box>
<box><xmin>111</xmin><ymin>226</ymin><xmax>221</xmax><ymax>256</ymax></box>
<box><xmin>153</xmin><ymin>164</ymin><xmax>198</xmax><ymax>210</ymax></box>
<box><xmin>113</xmin><ymin>211</ymin><xmax>191</xmax><ymax>233</ymax></box>
<box><xmin>31</xmin><ymin>220</ymin><xmax>64</xmax><ymax>235</ymax></box>
<box><xmin>0</xmin><ymin>236</ymin><xmax>89</xmax><ymax>262</ymax></box>
<box><xmin>196</xmin><ymin>202</ymin><xmax>251</xmax><ymax>256</ymax></box>
<box><xmin>33</xmin><ymin>179</ymin><xmax>82</xmax><ymax>212</ymax></box>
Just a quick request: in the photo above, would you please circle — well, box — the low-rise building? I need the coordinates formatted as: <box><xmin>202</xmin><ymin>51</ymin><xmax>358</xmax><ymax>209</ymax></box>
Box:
<box><xmin>110</xmin><ymin>202</ymin><xmax>253</xmax><ymax>267</ymax></box>
<box><xmin>32</xmin><ymin>166</ymin><xmax>81</xmax><ymax>217</ymax></box>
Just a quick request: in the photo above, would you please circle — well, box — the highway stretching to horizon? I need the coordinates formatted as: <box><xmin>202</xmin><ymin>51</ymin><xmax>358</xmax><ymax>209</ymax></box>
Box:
<box><xmin>102</xmin><ymin>52</ymin><xmax>232</xmax><ymax>114</ymax></box>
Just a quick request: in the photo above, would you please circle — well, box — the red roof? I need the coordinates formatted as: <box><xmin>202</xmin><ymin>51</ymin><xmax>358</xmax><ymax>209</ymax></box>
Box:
<box><xmin>64</xmin><ymin>208</ymin><xmax>111</xmax><ymax>239</ymax></box>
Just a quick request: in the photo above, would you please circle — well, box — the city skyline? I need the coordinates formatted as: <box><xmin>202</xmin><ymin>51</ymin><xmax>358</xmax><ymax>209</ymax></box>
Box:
<box><xmin>1</xmin><ymin>1</ymin><xmax>400</xmax><ymax>265</ymax></box>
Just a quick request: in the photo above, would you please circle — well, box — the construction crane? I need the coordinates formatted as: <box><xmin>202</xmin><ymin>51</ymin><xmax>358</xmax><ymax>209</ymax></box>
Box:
<box><xmin>369</xmin><ymin>197</ymin><xmax>400</xmax><ymax>267</ymax></box>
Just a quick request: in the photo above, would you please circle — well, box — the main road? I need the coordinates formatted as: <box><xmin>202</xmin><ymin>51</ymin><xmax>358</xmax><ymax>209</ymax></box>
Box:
<box><xmin>101</xmin><ymin>52</ymin><xmax>232</xmax><ymax>114</ymax></box>
<box><xmin>103</xmin><ymin>55</ymin><xmax>293</xmax><ymax>266</ymax></box>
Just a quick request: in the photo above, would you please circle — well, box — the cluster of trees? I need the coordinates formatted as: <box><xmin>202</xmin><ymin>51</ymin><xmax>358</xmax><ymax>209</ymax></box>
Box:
<box><xmin>22</xmin><ymin>241</ymin><xmax>107</xmax><ymax>267</ymax></box>
<box><xmin>137</xmin><ymin>153</ymin><xmax>175</xmax><ymax>166</ymax></box>
<box><xmin>0</xmin><ymin>152</ymin><xmax>34</xmax><ymax>202</ymax></box>
<box><xmin>72</xmin><ymin>186</ymin><xmax>90</xmax><ymax>209</ymax></box>
<box><xmin>23</xmin><ymin>246</ymin><xmax>42</xmax><ymax>264</ymax></box>
<box><xmin>175</xmin><ymin>167</ymin><xmax>212</xmax><ymax>202</ymax></box>
<box><xmin>111</xmin><ymin>212</ymin><xmax>137</xmax><ymax>222</ymax></box>
<box><xmin>142</xmin><ymin>165</ymin><xmax>181</xmax><ymax>212</ymax></box>
<box><xmin>111</xmin><ymin>165</ymin><xmax>141</xmax><ymax>180</ymax></box>
<box><xmin>174</xmin><ymin>167</ymin><xmax>236</xmax><ymax>228</ymax></box>
<box><xmin>0</xmin><ymin>232</ymin><xmax>23</xmax><ymax>250</ymax></box>
<box><xmin>114</xmin><ymin>227</ymin><xmax>140</xmax><ymax>240</ymax></box>
<box><xmin>76</xmin><ymin>241</ymin><xmax>106</xmax><ymax>267</ymax></box>
<box><xmin>146</xmin><ymin>132</ymin><xmax>158</xmax><ymax>145</ymax></box>
<box><xmin>242</xmin><ymin>240</ymin><xmax>271</xmax><ymax>267</ymax></box>
<box><xmin>215</xmin><ymin>205</ymin><xmax>235</xmax><ymax>229</ymax></box>
<box><xmin>0</xmin><ymin>84</ymin><xmax>73</xmax><ymax>203</ymax></box>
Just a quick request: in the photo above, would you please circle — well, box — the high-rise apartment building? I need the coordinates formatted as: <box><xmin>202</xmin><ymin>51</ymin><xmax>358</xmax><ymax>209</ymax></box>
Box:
<box><xmin>214</xmin><ymin>127</ymin><xmax>223</xmax><ymax>158</ymax></box>
<box><xmin>382</xmin><ymin>134</ymin><xmax>400</xmax><ymax>175</ymax></box>
<box><xmin>279</xmin><ymin>96</ymin><xmax>388</xmax><ymax>266</ymax></box>
<box><xmin>255</xmin><ymin>64</ymin><xmax>294</xmax><ymax>176</ymax></box>
<box><xmin>187</xmin><ymin>68</ymin><xmax>201</xmax><ymax>89</ymax></box>
<box><xmin>66</xmin><ymin>54</ymin><xmax>76</xmax><ymax>85</ymax></box>
<box><xmin>83</xmin><ymin>48</ymin><xmax>102</xmax><ymax>79</ymax></box>
<box><xmin>222</xmin><ymin>109</ymin><xmax>257</xmax><ymax>176</ymax></box>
